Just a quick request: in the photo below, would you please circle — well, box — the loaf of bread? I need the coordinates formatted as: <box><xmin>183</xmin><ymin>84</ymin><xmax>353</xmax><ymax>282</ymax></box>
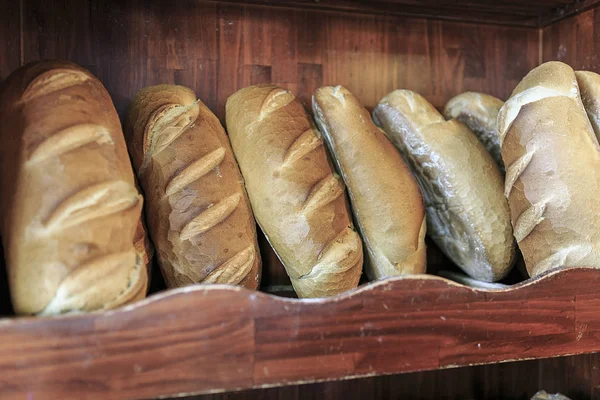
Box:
<box><xmin>575</xmin><ymin>70</ymin><xmax>600</xmax><ymax>143</ymax></box>
<box><xmin>0</xmin><ymin>61</ymin><xmax>150</xmax><ymax>315</ymax></box>
<box><xmin>134</xmin><ymin>196</ymin><xmax>154</xmax><ymax>283</ymax></box>
<box><xmin>126</xmin><ymin>85</ymin><xmax>261</xmax><ymax>289</ymax></box>
<box><xmin>373</xmin><ymin>90</ymin><xmax>515</xmax><ymax>282</ymax></box>
<box><xmin>312</xmin><ymin>85</ymin><xmax>426</xmax><ymax>280</ymax></box>
<box><xmin>497</xmin><ymin>61</ymin><xmax>600</xmax><ymax>277</ymax></box>
<box><xmin>443</xmin><ymin>92</ymin><xmax>505</xmax><ymax>171</ymax></box>
<box><xmin>226</xmin><ymin>85</ymin><xmax>362</xmax><ymax>297</ymax></box>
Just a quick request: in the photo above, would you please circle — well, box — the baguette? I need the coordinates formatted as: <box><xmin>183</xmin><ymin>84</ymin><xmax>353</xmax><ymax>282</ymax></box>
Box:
<box><xmin>497</xmin><ymin>61</ymin><xmax>600</xmax><ymax>277</ymax></box>
<box><xmin>126</xmin><ymin>85</ymin><xmax>261</xmax><ymax>289</ymax></box>
<box><xmin>0</xmin><ymin>61</ymin><xmax>149</xmax><ymax>315</ymax></box>
<box><xmin>443</xmin><ymin>92</ymin><xmax>505</xmax><ymax>171</ymax></box>
<box><xmin>575</xmin><ymin>70</ymin><xmax>600</xmax><ymax>143</ymax></box>
<box><xmin>225</xmin><ymin>85</ymin><xmax>362</xmax><ymax>297</ymax></box>
<box><xmin>312</xmin><ymin>85</ymin><xmax>426</xmax><ymax>280</ymax></box>
<box><xmin>373</xmin><ymin>89</ymin><xmax>515</xmax><ymax>282</ymax></box>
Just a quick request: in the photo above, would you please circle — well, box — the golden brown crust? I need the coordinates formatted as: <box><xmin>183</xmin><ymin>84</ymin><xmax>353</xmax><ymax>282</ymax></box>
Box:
<box><xmin>374</xmin><ymin>90</ymin><xmax>515</xmax><ymax>282</ymax></box>
<box><xmin>312</xmin><ymin>85</ymin><xmax>426</xmax><ymax>280</ymax></box>
<box><xmin>125</xmin><ymin>84</ymin><xmax>261</xmax><ymax>289</ymax></box>
<box><xmin>0</xmin><ymin>61</ymin><xmax>149</xmax><ymax>315</ymax></box>
<box><xmin>498</xmin><ymin>61</ymin><xmax>600</xmax><ymax>277</ymax></box>
<box><xmin>226</xmin><ymin>84</ymin><xmax>362</xmax><ymax>298</ymax></box>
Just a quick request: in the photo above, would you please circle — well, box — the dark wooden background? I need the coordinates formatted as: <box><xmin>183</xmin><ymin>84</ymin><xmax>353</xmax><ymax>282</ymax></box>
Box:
<box><xmin>543</xmin><ymin>5</ymin><xmax>600</xmax><ymax>70</ymax></box>
<box><xmin>191</xmin><ymin>355</ymin><xmax>600</xmax><ymax>400</ymax></box>
<box><xmin>0</xmin><ymin>0</ymin><xmax>540</xmax><ymax>117</ymax></box>
<box><xmin>1</xmin><ymin>1</ymin><xmax>599</xmax><ymax>399</ymax></box>
<box><xmin>205</xmin><ymin>0</ymin><xmax>600</xmax><ymax>28</ymax></box>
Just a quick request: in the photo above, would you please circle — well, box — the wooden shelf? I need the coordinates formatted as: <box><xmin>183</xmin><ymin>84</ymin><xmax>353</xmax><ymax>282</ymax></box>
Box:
<box><xmin>2</xmin><ymin>2</ymin><xmax>600</xmax><ymax>399</ymax></box>
<box><xmin>1</xmin><ymin>267</ymin><xmax>599</xmax><ymax>399</ymax></box>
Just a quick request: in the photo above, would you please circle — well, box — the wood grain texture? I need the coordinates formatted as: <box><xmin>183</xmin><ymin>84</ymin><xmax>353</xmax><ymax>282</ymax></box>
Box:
<box><xmin>0</xmin><ymin>0</ymin><xmax>20</xmax><ymax>80</ymax></box>
<box><xmin>8</xmin><ymin>0</ymin><xmax>541</xmax><ymax>118</ymax></box>
<box><xmin>210</xmin><ymin>0</ymin><xmax>600</xmax><ymax>28</ymax></box>
<box><xmin>0</xmin><ymin>268</ymin><xmax>598</xmax><ymax>399</ymax></box>
<box><xmin>540</xmin><ymin>0</ymin><xmax>600</xmax><ymax>27</ymax></box>
<box><xmin>542</xmin><ymin>6</ymin><xmax>600</xmax><ymax>71</ymax></box>
<box><xmin>190</xmin><ymin>354</ymin><xmax>600</xmax><ymax>400</ymax></box>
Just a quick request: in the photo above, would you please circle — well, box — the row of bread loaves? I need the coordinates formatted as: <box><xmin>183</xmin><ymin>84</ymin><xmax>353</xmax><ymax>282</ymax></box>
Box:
<box><xmin>2</xmin><ymin>59</ymin><xmax>598</xmax><ymax>316</ymax></box>
<box><xmin>0</xmin><ymin>60</ymin><xmax>508</xmax><ymax>315</ymax></box>
<box><xmin>227</xmin><ymin>63</ymin><xmax>600</xmax><ymax>285</ymax></box>
<box><xmin>0</xmin><ymin>61</ymin><xmax>267</xmax><ymax>316</ymax></box>
<box><xmin>225</xmin><ymin>83</ymin><xmax>517</xmax><ymax>289</ymax></box>
<box><xmin>0</xmin><ymin>60</ymin><xmax>526</xmax><ymax>316</ymax></box>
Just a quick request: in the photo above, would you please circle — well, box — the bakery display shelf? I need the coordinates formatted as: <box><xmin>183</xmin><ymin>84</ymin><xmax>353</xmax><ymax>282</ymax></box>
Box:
<box><xmin>1</xmin><ymin>266</ymin><xmax>599</xmax><ymax>400</ymax></box>
<box><xmin>1</xmin><ymin>0</ymin><xmax>600</xmax><ymax>399</ymax></box>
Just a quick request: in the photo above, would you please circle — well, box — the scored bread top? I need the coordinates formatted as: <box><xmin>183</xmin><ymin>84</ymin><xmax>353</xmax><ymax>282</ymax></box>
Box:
<box><xmin>0</xmin><ymin>61</ymin><xmax>148</xmax><ymax>315</ymax></box>
<box><xmin>498</xmin><ymin>61</ymin><xmax>598</xmax><ymax>148</ymax></box>
<box><xmin>226</xmin><ymin>84</ymin><xmax>362</xmax><ymax>298</ymax></box>
<box><xmin>312</xmin><ymin>85</ymin><xmax>427</xmax><ymax>280</ymax></box>
<box><xmin>498</xmin><ymin>61</ymin><xmax>600</xmax><ymax>277</ymax></box>
<box><xmin>126</xmin><ymin>84</ymin><xmax>261</xmax><ymax>289</ymax></box>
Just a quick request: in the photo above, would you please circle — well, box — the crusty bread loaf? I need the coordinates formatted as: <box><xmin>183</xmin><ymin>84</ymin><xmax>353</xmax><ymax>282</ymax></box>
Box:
<box><xmin>575</xmin><ymin>70</ymin><xmax>600</xmax><ymax>143</ymax></box>
<box><xmin>226</xmin><ymin>85</ymin><xmax>362</xmax><ymax>297</ymax></box>
<box><xmin>443</xmin><ymin>92</ymin><xmax>505</xmax><ymax>171</ymax></box>
<box><xmin>134</xmin><ymin>207</ymin><xmax>154</xmax><ymax>285</ymax></box>
<box><xmin>373</xmin><ymin>89</ymin><xmax>515</xmax><ymax>282</ymax></box>
<box><xmin>126</xmin><ymin>84</ymin><xmax>261</xmax><ymax>289</ymax></box>
<box><xmin>497</xmin><ymin>61</ymin><xmax>600</xmax><ymax>277</ymax></box>
<box><xmin>312</xmin><ymin>85</ymin><xmax>426</xmax><ymax>280</ymax></box>
<box><xmin>0</xmin><ymin>61</ymin><xmax>150</xmax><ymax>315</ymax></box>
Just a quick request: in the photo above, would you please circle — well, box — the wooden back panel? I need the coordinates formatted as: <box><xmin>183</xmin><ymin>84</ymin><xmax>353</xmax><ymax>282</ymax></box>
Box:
<box><xmin>543</xmin><ymin>6</ymin><xmax>600</xmax><ymax>70</ymax></box>
<box><xmin>5</xmin><ymin>1</ymin><xmax>541</xmax><ymax>116</ymax></box>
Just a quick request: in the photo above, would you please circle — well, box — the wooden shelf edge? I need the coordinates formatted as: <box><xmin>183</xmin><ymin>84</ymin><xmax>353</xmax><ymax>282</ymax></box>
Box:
<box><xmin>1</xmin><ymin>267</ymin><xmax>600</xmax><ymax>399</ymax></box>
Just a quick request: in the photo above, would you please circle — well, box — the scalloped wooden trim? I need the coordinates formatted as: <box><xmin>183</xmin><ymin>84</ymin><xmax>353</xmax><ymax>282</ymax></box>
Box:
<box><xmin>1</xmin><ymin>266</ymin><xmax>600</xmax><ymax>399</ymax></box>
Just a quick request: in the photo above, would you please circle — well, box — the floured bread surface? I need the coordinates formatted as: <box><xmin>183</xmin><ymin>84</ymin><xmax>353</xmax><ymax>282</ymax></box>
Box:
<box><xmin>312</xmin><ymin>85</ymin><xmax>426</xmax><ymax>280</ymax></box>
<box><xmin>443</xmin><ymin>92</ymin><xmax>505</xmax><ymax>171</ymax></box>
<box><xmin>0</xmin><ymin>60</ymin><xmax>149</xmax><ymax>315</ymax></box>
<box><xmin>125</xmin><ymin>84</ymin><xmax>261</xmax><ymax>289</ymax></box>
<box><xmin>226</xmin><ymin>85</ymin><xmax>362</xmax><ymax>297</ymax></box>
<box><xmin>498</xmin><ymin>61</ymin><xmax>600</xmax><ymax>277</ymax></box>
<box><xmin>374</xmin><ymin>90</ymin><xmax>515</xmax><ymax>282</ymax></box>
<box><xmin>576</xmin><ymin>70</ymin><xmax>600</xmax><ymax>143</ymax></box>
